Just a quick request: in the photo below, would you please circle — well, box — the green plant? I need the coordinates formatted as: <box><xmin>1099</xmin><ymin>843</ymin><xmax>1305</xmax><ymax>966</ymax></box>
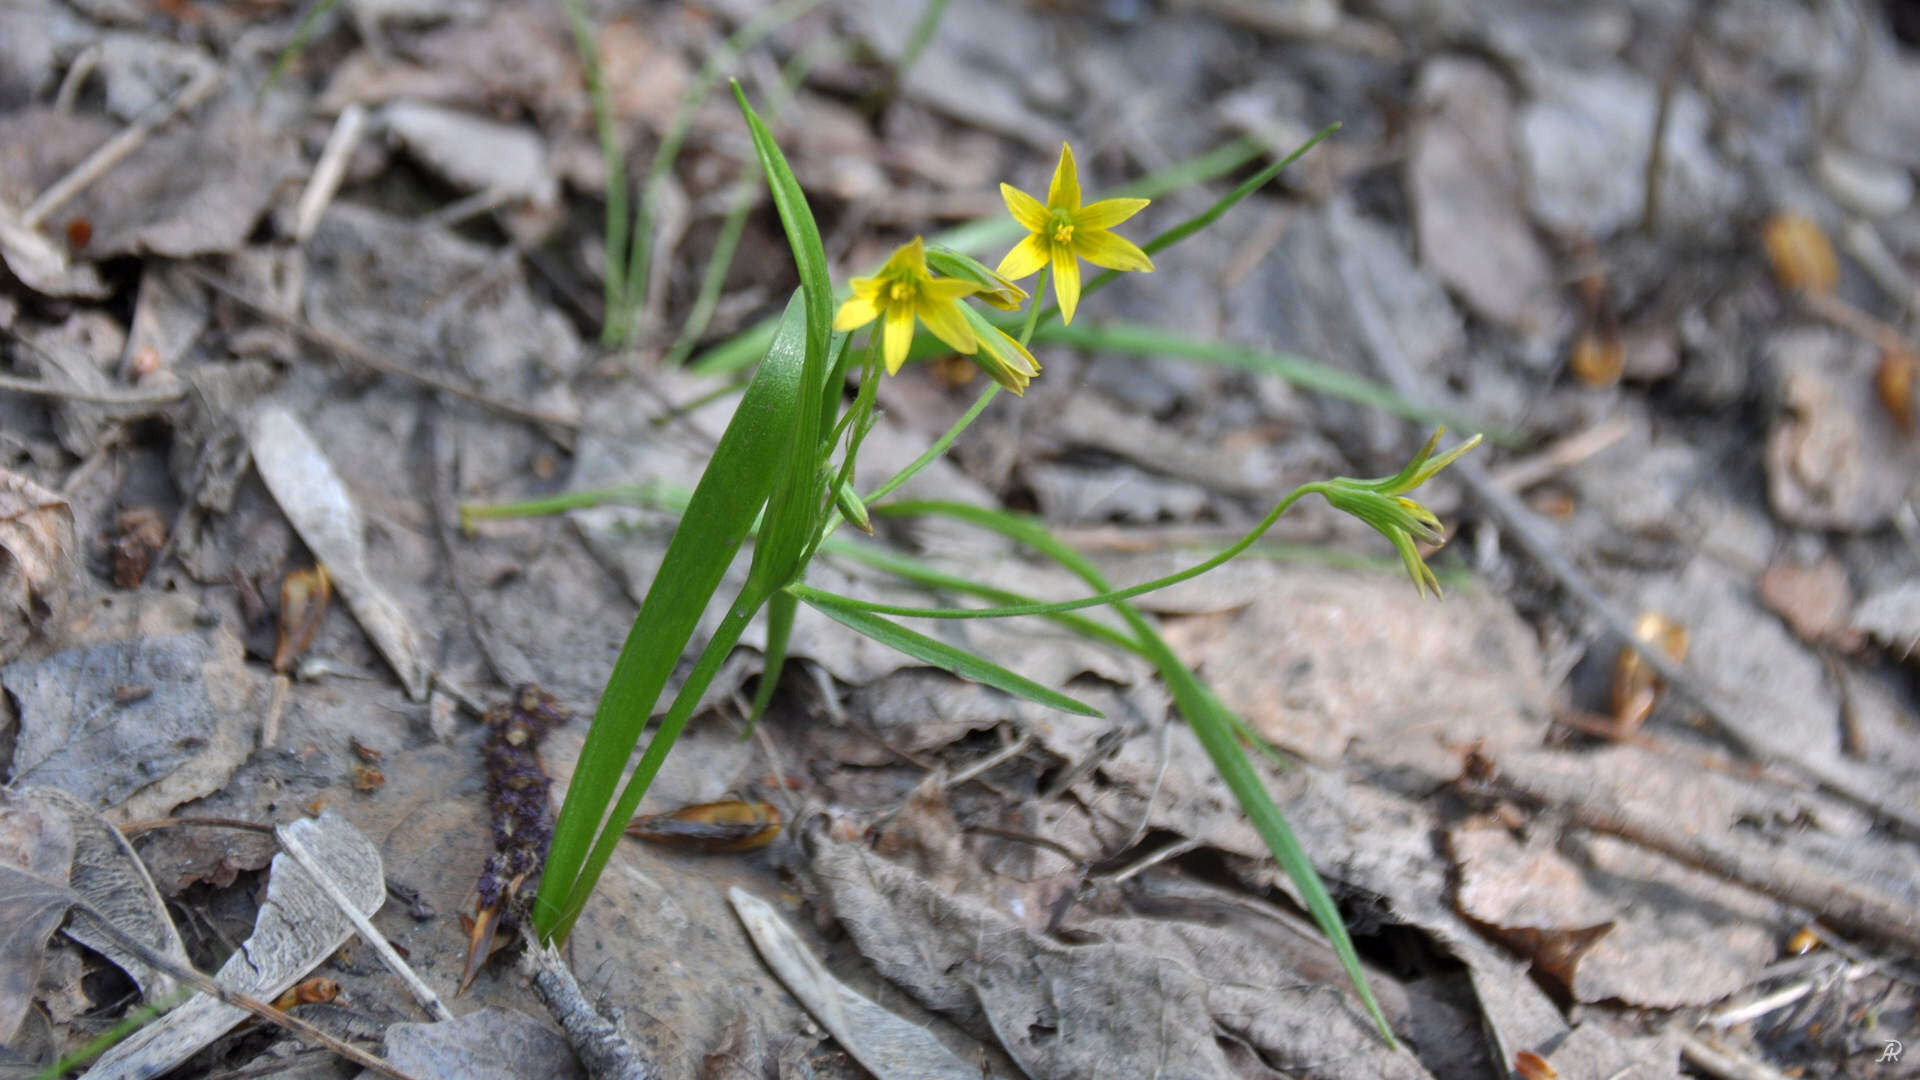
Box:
<box><xmin>521</xmin><ymin>86</ymin><xmax>1481</xmax><ymax>1048</ymax></box>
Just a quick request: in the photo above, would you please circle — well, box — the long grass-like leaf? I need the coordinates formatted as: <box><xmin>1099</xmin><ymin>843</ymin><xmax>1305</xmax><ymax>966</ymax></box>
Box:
<box><xmin>1032</xmin><ymin>321</ymin><xmax>1520</xmax><ymax>446</ymax></box>
<box><xmin>883</xmin><ymin>499</ymin><xmax>1393</xmax><ymax>1044</ymax></box>
<box><xmin>799</xmin><ymin>592</ymin><xmax>1101</xmax><ymax>718</ymax></box>
<box><xmin>533</xmin><ymin>295</ymin><xmax>810</xmax><ymax>940</ymax></box>
<box><xmin>734</xmin><ymin>83</ymin><xmax>833</xmax><ymax>588</ymax></box>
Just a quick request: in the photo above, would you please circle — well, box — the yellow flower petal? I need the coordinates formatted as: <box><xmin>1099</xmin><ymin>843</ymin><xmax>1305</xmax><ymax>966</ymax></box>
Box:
<box><xmin>1051</xmin><ymin>245</ymin><xmax>1081</xmax><ymax>325</ymax></box>
<box><xmin>1000</xmin><ymin>183</ymin><xmax>1050</xmax><ymax>233</ymax></box>
<box><xmin>915</xmin><ymin>298</ymin><xmax>977</xmax><ymax>356</ymax></box>
<box><xmin>882</xmin><ymin>236</ymin><xmax>929</xmax><ymax>277</ymax></box>
<box><xmin>1074</xmin><ymin>197</ymin><xmax>1149</xmax><ymax>231</ymax></box>
<box><xmin>995</xmin><ymin>233</ymin><xmax>1050</xmax><ymax>280</ymax></box>
<box><xmin>1073</xmin><ymin>228</ymin><xmax>1154</xmax><ymax>272</ymax></box>
<box><xmin>847</xmin><ymin>275</ymin><xmax>883</xmax><ymax>298</ymax></box>
<box><xmin>921</xmin><ymin>277</ymin><xmax>982</xmax><ymax>303</ymax></box>
<box><xmin>882</xmin><ymin>306</ymin><xmax>915</xmax><ymax>374</ymax></box>
<box><xmin>1047</xmin><ymin>142</ymin><xmax>1081</xmax><ymax>212</ymax></box>
<box><xmin>833</xmin><ymin>292</ymin><xmax>881</xmax><ymax>331</ymax></box>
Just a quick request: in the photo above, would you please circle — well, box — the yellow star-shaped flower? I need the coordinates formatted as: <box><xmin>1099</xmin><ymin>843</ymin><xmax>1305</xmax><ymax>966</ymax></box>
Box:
<box><xmin>995</xmin><ymin>143</ymin><xmax>1153</xmax><ymax>325</ymax></box>
<box><xmin>833</xmin><ymin>237</ymin><xmax>982</xmax><ymax>374</ymax></box>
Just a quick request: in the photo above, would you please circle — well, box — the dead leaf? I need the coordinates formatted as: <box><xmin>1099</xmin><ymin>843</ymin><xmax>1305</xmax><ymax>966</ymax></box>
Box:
<box><xmin>385</xmin><ymin>1006</ymin><xmax>585</xmax><ymax>1080</ymax></box>
<box><xmin>0</xmin><ymin>788</ymin><xmax>74</xmax><ymax>1044</ymax></box>
<box><xmin>1407</xmin><ymin>57</ymin><xmax>1562</xmax><ymax>342</ymax></box>
<box><xmin>248</xmin><ymin>404</ymin><xmax>431</xmax><ymax>699</ymax></box>
<box><xmin>32</xmin><ymin>788</ymin><xmax>192</xmax><ymax>1004</ymax></box>
<box><xmin>731</xmin><ymin>886</ymin><xmax>981</xmax><ymax>1080</ymax></box>
<box><xmin>58</xmin><ymin>101</ymin><xmax>298</xmax><ymax>259</ymax></box>
<box><xmin>0</xmin><ymin>469</ymin><xmax>76</xmax><ymax>664</ymax></box>
<box><xmin>1765</xmin><ymin>329</ymin><xmax>1920</xmax><ymax>530</ymax></box>
<box><xmin>1758</xmin><ymin>556</ymin><xmax>1857</xmax><ymax>648</ymax></box>
<box><xmin>81</xmin><ymin>812</ymin><xmax>385</xmax><ymax>1080</ymax></box>
<box><xmin>1761</xmin><ymin>213</ymin><xmax>1839</xmax><ymax>295</ymax></box>
<box><xmin>1449</xmin><ymin>819</ymin><xmax>1782</xmax><ymax>1007</ymax></box>
<box><xmin>3</xmin><ymin>607</ymin><xmax>259</xmax><ymax>821</ymax></box>
<box><xmin>1157</xmin><ymin>563</ymin><xmax>1549</xmax><ymax>775</ymax></box>
<box><xmin>806</xmin><ymin>830</ymin><xmax>1433</xmax><ymax>1078</ymax></box>
<box><xmin>1854</xmin><ymin>581</ymin><xmax>1920</xmax><ymax>661</ymax></box>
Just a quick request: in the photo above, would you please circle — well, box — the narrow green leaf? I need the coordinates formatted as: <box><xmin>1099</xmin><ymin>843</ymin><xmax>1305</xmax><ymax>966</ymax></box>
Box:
<box><xmin>1031</xmin><ymin>321</ymin><xmax>1519</xmax><ymax>446</ymax></box>
<box><xmin>734</xmin><ymin>83</ymin><xmax>832</xmax><ymax>588</ymax></box>
<box><xmin>882</xmin><ymin>498</ymin><xmax>1392</xmax><ymax>1044</ymax></box>
<box><xmin>750</xmin><ymin>589</ymin><xmax>797</xmax><ymax>720</ymax></box>
<box><xmin>533</xmin><ymin>294</ymin><xmax>810</xmax><ymax>940</ymax></box>
<box><xmin>798</xmin><ymin>591</ymin><xmax>1102</xmax><ymax>718</ymax></box>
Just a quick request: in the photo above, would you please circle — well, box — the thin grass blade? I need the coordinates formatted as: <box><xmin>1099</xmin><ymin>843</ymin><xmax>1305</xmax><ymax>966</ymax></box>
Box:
<box><xmin>797</xmin><ymin>592</ymin><xmax>1102</xmax><ymax>718</ymax></box>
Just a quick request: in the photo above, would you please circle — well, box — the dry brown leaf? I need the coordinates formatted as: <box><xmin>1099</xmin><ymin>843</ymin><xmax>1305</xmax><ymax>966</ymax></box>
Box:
<box><xmin>1879</xmin><ymin>346</ymin><xmax>1916</xmax><ymax>432</ymax></box>
<box><xmin>0</xmin><ymin>469</ymin><xmax>76</xmax><ymax>665</ymax></box>
<box><xmin>0</xmin><ymin>788</ymin><xmax>74</xmax><ymax>1045</ymax></box>
<box><xmin>1762</xmin><ymin>213</ymin><xmax>1839</xmax><ymax>295</ymax></box>
<box><xmin>1448</xmin><ymin>818</ymin><xmax>1782</xmax><ymax>1008</ymax></box>
<box><xmin>1757</xmin><ymin>556</ymin><xmax>1857</xmax><ymax>648</ymax></box>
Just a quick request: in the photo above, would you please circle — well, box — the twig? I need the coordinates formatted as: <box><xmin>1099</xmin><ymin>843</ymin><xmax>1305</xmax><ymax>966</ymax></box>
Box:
<box><xmin>522</xmin><ymin>945</ymin><xmax>655</xmax><ymax>1080</ymax></box>
<box><xmin>59</xmin><ymin>892</ymin><xmax>417</xmax><ymax>1079</ymax></box>
<box><xmin>0</xmin><ymin>369</ymin><xmax>188</xmax><ymax>406</ymax></box>
<box><xmin>294</xmin><ymin>103</ymin><xmax>368</xmax><ymax>244</ymax></box>
<box><xmin>1677</xmin><ymin>1031</ymin><xmax>1795</xmax><ymax>1080</ymax></box>
<box><xmin>1486</xmin><ymin>418</ymin><xmax>1632</xmax><ymax>493</ymax></box>
<box><xmin>1705</xmin><ymin>961</ymin><xmax>1874</xmax><ymax>1030</ymax></box>
<box><xmin>943</xmin><ymin>729</ymin><xmax>1033</xmax><ymax>789</ymax></box>
<box><xmin>1328</xmin><ymin>201</ymin><xmax>1920</xmax><ymax>840</ymax></box>
<box><xmin>275</xmin><ymin>822</ymin><xmax>455</xmax><ymax>1021</ymax></box>
<box><xmin>1461</xmin><ymin>751</ymin><xmax>1920</xmax><ymax>953</ymax></box>
<box><xmin>1797</xmin><ymin>287</ymin><xmax>1916</xmax><ymax>356</ymax></box>
<box><xmin>116</xmin><ymin>816</ymin><xmax>277</xmax><ymax>836</ymax></box>
<box><xmin>261</xmin><ymin>672</ymin><xmax>290</xmax><ymax>749</ymax></box>
<box><xmin>24</xmin><ymin>64</ymin><xmax>223</xmax><ymax>229</ymax></box>
<box><xmin>182</xmin><ymin>266</ymin><xmax>582</xmax><ymax>440</ymax></box>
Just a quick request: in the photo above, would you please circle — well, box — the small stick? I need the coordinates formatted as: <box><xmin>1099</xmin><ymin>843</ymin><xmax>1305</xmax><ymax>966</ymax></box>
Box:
<box><xmin>0</xmin><ymin>369</ymin><xmax>187</xmax><ymax>406</ymax></box>
<box><xmin>24</xmin><ymin>65</ymin><xmax>223</xmax><ymax>229</ymax></box>
<box><xmin>1486</xmin><ymin>418</ymin><xmax>1632</xmax><ymax>493</ymax></box>
<box><xmin>261</xmin><ymin>673</ymin><xmax>290</xmax><ymax>749</ymax></box>
<box><xmin>116</xmin><ymin>816</ymin><xmax>277</xmax><ymax>836</ymax></box>
<box><xmin>522</xmin><ymin>945</ymin><xmax>655</xmax><ymax>1080</ymax></box>
<box><xmin>1797</xmin><ymin>287</ymin><xmax>1916</xmax><ymax>356</ymax></box>
<box><xmin>943</xmin><ymin>729</ymin><xmax>1033</xmax><ymax>789</ymax></box>
<box><xmin>294</xmin><ymin>104</ymin><xmax>368</xmax><ymax>244</ymax></box>
<box><xmin>1705</xmin><ymin>962</ymin><xmax>1874</xmax><ymax>1030</ymax></box>
<box><xmin>1461</xmin><ymin>752</ymin><xmax>1920</xmax><ymax>953</ymax></box>
<box><xmin>59</xmin><ymin>892</ymin><xmax>417</xmax><ymax>1079</ymax></box>
<box><xmin>1677</xmin><ymin>1031</ymin><xmax>1795</xmax><ymax>1080</ymax></box>
<box><xmin>275</xmin><ymin>821</ymin><xmax>455</xmax><ymax>1021</ymax></box>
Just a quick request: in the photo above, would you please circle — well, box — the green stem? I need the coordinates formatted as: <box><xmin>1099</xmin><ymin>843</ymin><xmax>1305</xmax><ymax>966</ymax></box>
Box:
<box><xmin>1017</xmin><ymin>266</ymin><xmax>1048</xmax><ymax>347</ymax></box>
<box><xmin>545</xmin><ymin>585</ymin><xmax>769</xmax><ymax>941</ymax></box>
<box><xmin>797</xmin><ymin>486</ymin><xmax>1322</xmax><ymax>621</ymax></box>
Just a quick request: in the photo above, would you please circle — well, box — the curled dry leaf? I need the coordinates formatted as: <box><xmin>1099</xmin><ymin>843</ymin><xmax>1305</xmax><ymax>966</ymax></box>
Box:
<box><xmin>1761</xmin><ymin>212</ymin><xmax>1839</xmax><ymax>295</ymax></box>
<box><xmin>1569</xmin><ymin>328</ymin><xmax>1624</xmax><ymax>389</ymax></box>
<box><xmin>1610</xmin><ymin>611</ymin><xmax>1688</xmax><ymax>733</ymax></box>
<box><xmin>1757</xmin><ymin>556</ymin><xmax>1857</xmax><ymax>649</ymax></box>
<box><xmin>1879</xmin><ymin>347</ymin><xmax>1916</xmax><ymax>432</ymax></box>
<box><xmin>0</xmin><ymin>470</ymin><xmax>77</xmax><ymax>664</ymax></box>
<box><xmin>273</xmin><ymin>564</ymin><xmax>332</xmax><ymax>673</ymax></box>
<box><xmin>627</xmin><ymin>800</ymin><xmax>782</xmax><ymax>853</ymax></box>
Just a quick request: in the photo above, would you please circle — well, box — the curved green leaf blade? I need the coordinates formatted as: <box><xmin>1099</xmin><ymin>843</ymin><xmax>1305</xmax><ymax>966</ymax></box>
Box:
<box><xmin>534</xmin><ymin>293</ymin><xmax>810</xmax><ymax>939</ymax></box>
<box><xmin>798</xmin><ymin>592</ymin><xmax>1102</xmax><ymax>718</ymax></box>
